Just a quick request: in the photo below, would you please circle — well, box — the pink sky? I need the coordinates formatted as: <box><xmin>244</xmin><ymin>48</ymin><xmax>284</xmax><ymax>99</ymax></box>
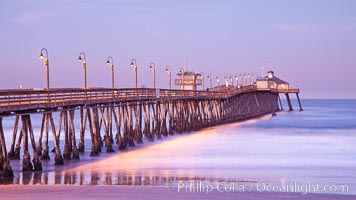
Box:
<box><xmin>0</xmin><ymin>0</ymin><xmax>355</xmax><ymax>98</ymax></box>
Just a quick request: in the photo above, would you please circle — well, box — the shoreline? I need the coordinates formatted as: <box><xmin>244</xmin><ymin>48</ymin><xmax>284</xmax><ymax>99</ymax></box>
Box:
<box><xmin>0</xmin><ymin>185</ymin><xmax>355</xmax><ymax>200</ymax></box>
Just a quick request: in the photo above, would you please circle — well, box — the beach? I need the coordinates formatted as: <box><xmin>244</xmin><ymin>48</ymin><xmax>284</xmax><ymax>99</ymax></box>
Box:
<box><xmin>1</xmin><ymin>99</ymin><xmax>355</xmax><ymax>200</ymax></box>
<box><xmin>1</xmin><ymin>185</ymin><xmax>355</xmax><ymax>200</ymax></box>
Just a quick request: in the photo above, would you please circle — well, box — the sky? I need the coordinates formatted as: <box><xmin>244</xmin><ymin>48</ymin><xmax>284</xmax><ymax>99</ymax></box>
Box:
<box><xmin>0</xmin><ymin>0</ymin><xmax>356</xmax><ymax>98</ymax></box>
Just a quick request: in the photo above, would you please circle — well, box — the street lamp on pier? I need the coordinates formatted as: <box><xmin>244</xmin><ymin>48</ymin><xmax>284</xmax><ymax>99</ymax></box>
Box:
<box><xmin>200</xmin><ymin>72</ymin><xmax>205</xmax><ymax>90</ymax></box>
<box><xmin>230</xmin><ymin>75</ymin><xmax>234</xmax><ymax>86</ymax></box>
<box><xmin>224</xmin><ymin>75</ymin><xmax>229</xmax><ymax>87</ymax></box>
<box><xmin>149</xmin><ymin>62</ymin><xmax>156</xmax><ymax>89</ymax></box>
<box><xmin>244</xmin><ymin>74</ymin><xmax>248</xmax><ymax>86</ymax></box>
<box><xmin>207</xmin><ymin>74</ymin><xmax>212</xmax><ymax>89</ymax></box>
<box><xmin>130</xmin><ymin>59</ymin><xmax>138</xmax><ymax>88</ymax></box>
<box><xmin>39</xmin><ymin>48</ymin><xmax>50</xmax><ymax>91</ymax></box>
<box><xmin>165</xmin><ymin>66</ymin><xmax>171</xmax><ymax>90</ymax></box>
<box><xmin>106</xmin><ymin>56</ymin><xmax>115</xmax><ymax>90</ymax></box>
<box><xmin>77</xmin><ymin>52</ymin><xmax>87</xmax><ymax>90</ymax></box>
<box><xmin>216</xmin><ymin>76</ymin><xmax>220</xmax><ymax>88</ymax></box>
<box><xmin>179</xmin><ymin>68</ymin><xmax>185</xmax><ymax>90</ymax></box>
<box><xmin>235</xmin><ymin>75</ymin><xmax>239</xmax><ymax>87</ymax></box>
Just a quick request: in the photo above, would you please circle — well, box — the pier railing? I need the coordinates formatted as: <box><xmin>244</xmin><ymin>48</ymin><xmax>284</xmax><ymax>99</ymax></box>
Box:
<box><xmin>0</xmin><ymin>86</ymin><xmax>299</xmax><ymax>115</ymax></box>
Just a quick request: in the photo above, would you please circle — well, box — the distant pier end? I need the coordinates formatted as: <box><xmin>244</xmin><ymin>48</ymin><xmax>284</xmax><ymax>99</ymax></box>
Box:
<box><xmin>256</xmin><ymin>70</ymin><xmax>303</xmax><ymax>111</ymax></box>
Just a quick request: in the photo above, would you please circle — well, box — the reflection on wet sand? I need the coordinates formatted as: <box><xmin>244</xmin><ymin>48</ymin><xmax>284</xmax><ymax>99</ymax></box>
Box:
<box><xmin>1</xmin><ymin>171</ymin><xmax>246</xmax><ymax>186</ymax></box>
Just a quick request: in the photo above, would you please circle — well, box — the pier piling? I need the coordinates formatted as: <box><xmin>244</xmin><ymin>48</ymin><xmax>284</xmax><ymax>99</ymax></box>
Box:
<box><xmin>296</xmin><ymin>93</ymin><xmax>304</xmax><ymax>111</ymax></box>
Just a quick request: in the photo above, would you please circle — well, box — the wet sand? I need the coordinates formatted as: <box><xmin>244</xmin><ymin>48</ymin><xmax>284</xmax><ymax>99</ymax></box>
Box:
<box><xmin>1</xmin><ymin>112</ymin><xmax>355</xmax><ymax>199</ymax></box>
<box><xmin>0</xmin><ymin>185</ymin><xmax>355</xmax><ymax>200</ymax></box>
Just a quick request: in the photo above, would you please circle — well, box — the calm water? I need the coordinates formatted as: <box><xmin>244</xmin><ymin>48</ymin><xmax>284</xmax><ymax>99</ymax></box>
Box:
<box><xmin>1</xmin><ymin>99</ymin><xmax>356</xmax><ymax>194</ymax></box>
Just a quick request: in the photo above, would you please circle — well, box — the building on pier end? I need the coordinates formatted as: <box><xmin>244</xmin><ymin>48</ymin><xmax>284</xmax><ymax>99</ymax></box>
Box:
<box><xmin>256</xmin><ymin>71</ymin><xmax>289</xmax><ymax>90</ymax></box>
<box><xmin>175</xmin><ymin>71</ymin><xmax>202</xmax><ymax>90</ymax></box>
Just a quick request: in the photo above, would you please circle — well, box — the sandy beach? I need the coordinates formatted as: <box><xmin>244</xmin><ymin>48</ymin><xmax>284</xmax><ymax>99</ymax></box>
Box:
<box><xmin>0</xmin><ymin>185</ymin><xmax>355</xmax><ymax>200</ymax></box>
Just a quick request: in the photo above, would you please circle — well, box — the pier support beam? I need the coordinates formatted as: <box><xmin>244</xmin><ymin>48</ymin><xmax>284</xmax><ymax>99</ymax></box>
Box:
<box><xmin>161</xmin><ymin>102</ymin><xmax>168</xmax><ymax>137</ymax></box>
<box><xmin>285</xmin><ymin>93</ymin><xmax>293</xmax><ymax>111</ymax></box>
<box><xmin>112</xmin><ymin>106</ymin><xmax>123</xmax><ymax>148</ymax></box>
<box><xmin>143</xmin><ymin>102</ymin><xmax>153</xmax><ymax>141</ymax></box>
<box><xmin>93</xmin><ymin>107</ymin><xmax>102</xmax><ymax>152</ymax></box>
<box><xmin>88</xmin><ymin>108</ymin><xmax>100</xmax><ymax>156</ymax></box>
<box><xmin>62</xmin><ymin>111</ymin><xmax>71</xmax><ymax>160</ymax></box>
<box><xmin>26</xmin><ymin>116</ymin><xmax>42</xmax><ymax>171</ymax></box>
<box><xmin>155</xmin><ymin>101</ymin><xmax>162</xmax><ymax>139</ymax></box>
<box><xmin>36</xmin><ymin>114</ymin><xmax>45</xmax><ymax>156</ymax></box>
<box><xmin>167</xmin><ymin>101</ymin><xmax>174</xmax><ymax>135</ymax></box>
<box><xmin>133</xmin><ymin>104</ymin><xmax>143</xmax><ymax>144</ymax></box>
<box><xmin>7</xmin><ymin>115</ymin><xmax>19</xmax><ymax>159</ymax></box>
<box><xmin>0</xmin><ymin>117</ymin><xmax>14</xmax><ymax>177</ymax></box>
<box><xmin>49</xmin><ymin>113</ymin><xmax>64</xmax><ymax>165</ymax></box>
<box><xmin>13</xmin><ymin>127</ymin><xmax>22</xmax><ymax>160</ymax></box>
<box><xmin>278</xmin><ymin>95</ymin><xmax>284</xmax><ymax>111</ymax></box>
<box><xmin>21</xmin><ymin>116</ymin><xmax>33</xmax><ymax>171</ymax></box>
<box><xmin>69</xmin><ymin>110</ymin><xmax>80</xmax><ymax>159</ymax></box>
<box><xmin>99</xmin><ymin>107</ymin><xmax>114</xmax><ymax>153</ymax></box>
<box><xmin>40</xmin><ymin>114</ymin><xmax>50</xmax><ymax>160</ymax></box>
<box><xmin>296</xmin><ymin>93</ymin><xmax>303</xmax><ymax>111</ymax></box>
<box><xmin>127</xmin><ymin>105</ymin><xmax>135</xmax><ymax>147</ymax></box>
<box><xmin>78</xmin><ymin>107</ymin><xmax>87</xmax><ymax>152</ymax></box>
<box><xmin>120</xmin><ymin>105</ymin><xmax>129</xmax><ymax>148</ymax></box>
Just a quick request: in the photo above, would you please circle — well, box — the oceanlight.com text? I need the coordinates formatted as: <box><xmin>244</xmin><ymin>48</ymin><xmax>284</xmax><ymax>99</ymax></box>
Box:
<box><xmin>177</xmin><ymin>181</ymin><xmax>349</xmax><ymax>194</ymax></box>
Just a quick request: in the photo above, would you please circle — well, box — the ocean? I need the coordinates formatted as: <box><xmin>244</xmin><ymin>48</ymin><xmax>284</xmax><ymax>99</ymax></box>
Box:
<box><xmin>1</xmin><ymin>99</ymin><xmax>355</xmax><ymax>195</ymax></box>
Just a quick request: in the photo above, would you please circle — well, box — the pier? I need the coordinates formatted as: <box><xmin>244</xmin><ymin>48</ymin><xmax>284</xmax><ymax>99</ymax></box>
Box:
<box><xmin>0</xmin><ymin>86</ymin><xmax>302</xmax><ymax>177</ymax></box>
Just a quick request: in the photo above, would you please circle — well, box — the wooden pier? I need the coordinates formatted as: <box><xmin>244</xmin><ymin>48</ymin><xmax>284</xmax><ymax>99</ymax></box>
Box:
<box><xmin>0</xmin><ymin>86</ymin><xmax>302</xmax><ymax>177</ymax></box>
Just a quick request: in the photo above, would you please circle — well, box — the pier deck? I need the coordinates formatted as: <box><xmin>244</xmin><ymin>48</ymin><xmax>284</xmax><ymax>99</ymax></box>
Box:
<box><xmin>0</xmin><ymin>86</ymin><xmax>300</xmax><ymax>116</ymax></box>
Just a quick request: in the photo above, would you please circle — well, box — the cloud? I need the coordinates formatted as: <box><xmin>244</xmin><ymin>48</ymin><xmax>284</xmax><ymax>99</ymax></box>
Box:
<box><xmin>271</xmin><ymin>23</ymin><xmax>317</xmax><ymax>34</ymax></box>
<box><xmin>272</xmin><ymin>21</ymin><xmax>356</xmax><ymax>35</ymax></box>
<box><xmin>12</xmin><ymin>10</ymin><xmax>52</xmax><ymax>25</ymax></box>
<box><xmin>142</xmin><ymin>22</ymin><xmax>166</xmax><ymax>35</ymax></box>
<box><xmin>11</xmin><ymin>0</ymin><xmax>94</xmax><ymax>25</ymax></box>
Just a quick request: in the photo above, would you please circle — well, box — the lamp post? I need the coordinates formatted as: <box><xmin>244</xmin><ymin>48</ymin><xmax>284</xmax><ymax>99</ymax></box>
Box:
<box><xmin>165</xmin><ymin>66</ymin><xmax>171</xmax><ymax>90</ymax></box>
<box><xmin>235</xmin><ymin>75</ymin><xmax>239</xmax><ymax>87</ymax></box>
<box><xmin>193</xmin><ymin>74</ymin><xmax>196</xmax><ymax>90</ymax></box>
<box><xmin>207</xmin><ymin>74</ymin><xmax>212</xmax><ymax>89</ymax></box>
<box><xmin>239</xmin><ymin>74</ymin><xmax>242</xmax><ymax>87</ymax></box>
<box><xmin>149</xmin><ymin>62</ymin><xmax>156</xmax><ymax>89</ymax></box>
<box><xmin>224</xmin><ymin>75</ymin><xmax>229</xmax><ymax>87</ymax></box>
<box><xmin>130</xmin><ymin>59</ymin><xmax>138</xmax><ymax>88</ymax></box>
<box><xmin>39</xmin><ymin>48</ymin><xmax>50</xmax><ymax>91</ymax></box>
<box><xmin>216</xmin><ymin>76</ymin><xmax>220</xmax><ymax>88</ymax></box>
<box><xmin>230</xmin><ymin>75</ymin><xmax>233</xmax><ymax>86</ymax></box>
<box><xmin>200</xmin><ymin>72</ymin><xmax>205</xmax><ymax>90</ymax></box>
<box><xmin>106</xmin><ymin>56</ymin><xmax>115</xmax><ymax>90</ymax></box>
<box><xmin>250</xmin><ymin>74</ymin><xmax>253</xmax><ymax>85</ymax></box>
<box><xmin>179</xmin><ymin>68</ymin><xmax>185</xmax><ymax>90</ymax></box>
<box><xmin>244</xmin><ymin>74</ymin><xmax>247</xmax><ymax>86</ymax></box>
<box><xmin>77</xmin><ymin>52</ymin><xmax>87</xmax><ymax>90</ymax></box>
